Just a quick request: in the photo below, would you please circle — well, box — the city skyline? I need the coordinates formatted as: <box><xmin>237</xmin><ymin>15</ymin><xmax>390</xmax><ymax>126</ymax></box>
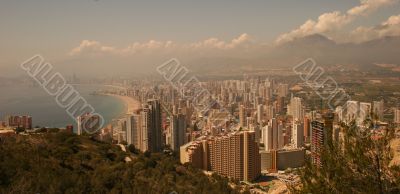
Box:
<box><xmin>1</xmin><ymin>1</ymin><xmax>400</xmax><ymax>193</ymax></box>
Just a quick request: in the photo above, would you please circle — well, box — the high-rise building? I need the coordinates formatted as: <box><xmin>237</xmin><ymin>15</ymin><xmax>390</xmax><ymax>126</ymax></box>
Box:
<box><xmin>21</xmin><ymin>116</ymin><xmax>32</xmax><ymax>129</ymax></box>
<box><xmin>394</xmin><ymin>108</ymin><xmax>400</xmax><ymax>124</ymax></box>
<box><xmin>270</xmin><ymin>118</ymin><xmax>279</xmax><ymax>150</ymax></box>
<box><xmin>180</xmin><ymin>140</ymin><xmax>207</xmax><ymax>169</ymax></box>
<box><xmin>335</xmin><ymin>106</ymin><xmax>344</xmax><ymax>122</ymax></box>
<box><xmin>180</xmin><ymin>131</ymin><xmax>261</xmax><ymax>181</ymax></box>
<box><xmin>346</xmin><ymin>101</ymin><xmax>359</xmax><ymax>123</ymax></box>
<box><xmin>277</xmin><ymin>83</ymin><xmax>289</xmax><ymax>97</ymax></box>
<box><xmin>276</xmin><ymin>97</ymin><xmax>285</xmax><ymax>113</ymax></box>
<box><xmin>252</xmin><ymin>125</ymin><xmax>261</xmax><ymax>143</ymax></box>
<box><xmin>359</xmin><ymin>102</ymin><xmax>372</xmax><ymax>125</ymax></box>
<box><xmin>246</xmin><ymin>117</ymin><xmax>255</xmax><ymax>129</ymax></box>
<box><xmin>311</xmin><ymin>120</ymin><xmax>324</xmax><ymax>167</ymax></box>
<box><xmin>126</xmin><ymin>113</ymin><xmax>140</xmax><ymax>147</ymax></box>
<box><xmin>170</xmin><ymin>110</ymin><xmax>187</xmax><ymax>151</ymax></box>
<box><xmin>139</xmin><ymin>106</ymin><xmax>151</xmax><ymax>152</ymax></box>
<box><xmin>147</xmin><ymin>99</ymin><xmax>163</xmax><ymax>152</ymax></box>
<box><xmin>304</xmin><ymin>117</ymin><xmax>310</xmax><ymax>142</ymax></box>
<box><xmin>263</xmin><ymin>125</ymin><xmax>273</xmax><ymax>151</ymax></box>
<box><xmin>257</xmin><ymin>104</ymin><xmax>263</xmax><ymax>124</ymax></box>
<box><xmin>265</xmin><ymin>105</ymin><xmax>274</xmax><ymax>121</ymax></box>
<box><xmin>262</xmin><ymin>118</ymin><xmax>284</xmax><ymax>150</ymax></box>
<box><xmin>239</xmin><ymin>105</ymin><xmax>246</xmax><ymax>127</ymax></box>
<box><xmin>277</xmin><ymin>122</ymin><xmax>284</xmax><ymax>149</ymax></box>
<box><xmin>5</xmin><ymin>115</ymin><xmax>32</xmax><ymax>129</ymax></box>
<box><xmin>373</xmin><ymin>100</ymin><xmax>384</xmax><ymax>120</ymax></box>
<box><xmin>292</xmin><ymin>121</ymin><xmax>304</xmax><ymax>148</ymax></box>
<box><xmin>287</xmin><ymin>97</ymin><xmax>304</xmax><ymax>121</ymax></box>
<box><xmin>260</xmin><ymin>149</ymin><xmax>305</xmax><ymax>171</ymax></box>
<box><xmin>311</xmin><ymin>112</ymin><xmax>334</xmax><ymax>167</ymax></box>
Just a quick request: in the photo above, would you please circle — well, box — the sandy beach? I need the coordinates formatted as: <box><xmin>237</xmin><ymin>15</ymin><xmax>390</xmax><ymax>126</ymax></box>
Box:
<box><xmin>111</xmin><ymin>95</ymin><xmax>141</xmax><ymax>114</ymax></box>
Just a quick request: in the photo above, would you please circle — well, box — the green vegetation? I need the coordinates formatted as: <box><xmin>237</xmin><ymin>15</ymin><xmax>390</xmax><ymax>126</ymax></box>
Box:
<box><xmin>292</xmin><ymin>121</ymin><xmax>400</xmax><ymax>194</ymax></box>
<box><xmin>0</xmin><ymin>132</ymin><xmax>238</xmax><ymax>194</ymax></box>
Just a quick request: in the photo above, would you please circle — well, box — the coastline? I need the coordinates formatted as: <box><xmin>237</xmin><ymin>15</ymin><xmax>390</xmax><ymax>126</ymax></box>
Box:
<box><xmin>104</xmin><ymin>94</ymin><xmax>141</xmax><ymax>121</ymax></box>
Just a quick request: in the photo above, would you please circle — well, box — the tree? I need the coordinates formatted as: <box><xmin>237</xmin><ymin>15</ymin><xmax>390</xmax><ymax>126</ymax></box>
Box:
<box><xmin>15</xmin><ymin>127</ymin><xmax>25</xmax><ymax>134</ymax></box>
<box><xmin>0</xmin><ymin>133</ymin><xmax>240</xmax><ymax>193</ymax></box>
<box><xmin>128</xmin><ymin>144</ymin><xmax>136</xmax><ymax>154</ymax></box>
<box><xmin>292</xmin><ymin>120</ymin><xmax>400</xmax><ymax>194</ymax></box>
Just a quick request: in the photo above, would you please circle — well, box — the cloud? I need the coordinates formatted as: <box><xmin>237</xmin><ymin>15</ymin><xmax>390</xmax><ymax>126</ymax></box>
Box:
<box><xmin>190</xmin><ymin>33</ymin><xmax>252</xmax><ymax>49</ymax></box>
<box><xmin>350</xmin><ymin>14</ymin><xmax>400</xmax><ymax>42</ymax></box>
<box><xmin>348</xmin><ymin>0</ymin><xmax>396</xmax><ymax>16</ymax></box>
<box><xmin>68</xmin><ymin>40</ymin><xmax>117</xmax><ymax>56</ymax></box>
<box><xmin>69</xmin><ymin>34</ymin><xmax>252</xmax><ymax>56</ymax></box>
<box><xmin>69</xmin><ymin>40</ymin><xmax>175</xmax><ymax>56</ymax></box>
<box><xmin>275</xmin><ymin>0</ymin><xmax>398</xmax><ymax>44</ymax></box>
<box><xmin>122</xmin><ymin>40</ymin><xmax>175</xmax><ymax>55</ymax></box>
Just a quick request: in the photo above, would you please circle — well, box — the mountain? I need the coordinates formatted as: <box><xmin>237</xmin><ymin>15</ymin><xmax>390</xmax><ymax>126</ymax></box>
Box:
<box><xmin>187</xmin><ymin>34</ymin><xmax>400</xmax><ymax>74</ymax></box>
<box><xmin>271</xmin><ymin>34</ymin><xmax>400</xmax><ymax>68</ymax></box>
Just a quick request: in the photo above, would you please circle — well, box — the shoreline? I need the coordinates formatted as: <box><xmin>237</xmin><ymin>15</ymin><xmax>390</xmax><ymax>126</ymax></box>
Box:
<box><xmin>103</xmin><ymin>94</ymin><xmax>141</xmax><ymax>122</ymax></box>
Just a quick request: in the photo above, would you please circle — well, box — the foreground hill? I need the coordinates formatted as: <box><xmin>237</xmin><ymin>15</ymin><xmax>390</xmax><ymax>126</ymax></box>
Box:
<box><xmin>0</xmin><ymin>132</ymin><xmax>238</xmax><ymax>194</ymax></box>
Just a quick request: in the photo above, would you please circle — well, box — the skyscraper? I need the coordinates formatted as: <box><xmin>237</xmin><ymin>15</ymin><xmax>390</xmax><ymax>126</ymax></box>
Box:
<box><xmin>257</xmin><ymin>104</ymin><xmax>263</xmax><ymax>124</ymax></box>
<box><xmin>239</xmin><ymin>105</ymin><xmax>246</xmax><ymax>127</ymax></box>
<box><xmin>373</xmin><ymin>100</ymin><xmax>384</xmax><ymax>120</ymax></box>
<box><xmin>181</xmin><ymin>131</ymin><xmax>261</xmax><ymax>181</ymax></box>
<box><xmin>394</xmin><ymin>108</ymin><xmax>400</xmax><ymax>124</ymax></box>
<box><xmin>276</xmin><ymin>97</ymin><xmax>285</xmax><ymax>113</ymax></box>
<box><xmin>21</xmin><ymin>116</ymin><xmax>32</xmax><ymax>129</ymax></box>
<box><xmin>277</xmin><ymin>83</ymin><xmax>289</xmax><ymax>97</ymax></box>
<box><xmin>292</xmin><ymin>121</ymin><xmax>304</xmax><ymax>148</ymax></box>
<box><xmin>311</xmin><ymin>112</ymin><xmax>334</xmax><ymax>167</ymax></box>
<box><xmin>346</xmin><ymin>100</ymin><xmax>359</xmax><ymax>123</ymax></box>
<box><xmin>170</xmin><ymin>110</ymin><xmax>187</xmax><ymax>151</ymax></box>
<box><xmin>5</xmin><ymin>115</ymin><xmax>32</xmax><ymax>129</ymax></box>
<box><xmin>126</xmin><ymin>113</ymin><xmax>140</xmax><ymax>147</ymax></box>
<box><xmin>277</xmin><ymin>121</ymin><xmax>284</xmax><ymax>149</ymax></box>
<box><xmin>139</xmin><ymin>106</ymin><xmax>151</xmax><ymax>152</ymax></box>
<box><xmin>146</xmin><ymin>99</ymin><xmax>163</xmax><ymax>152</ymax></box>
<box><xmin>304</xmin><ymin>116</ymin><xmax>311</xmax><ymax>142</ymax></box>
<box><xmin>311</xmin><ymin>120</ymin><xmax>324</xmax><ymax>167</ymax></box>
<box><xmin>263</xmin><ymin>125</ymin><xmax>273</xmax><ymax>151</ymax></box>
<box><xmin>287</xmin><ymin>96</ymin><xmax>304</xmax><ymax>121</ymax></box>
<box><xmin>270</xmin><ymin>118</ymin><xmax>279</xmax><ymax>150</ymax></box>
<box><xmin>265</xmin><ymin>105</ymin><xmax>274</xmax><ymax>121</ymax></box>
<box><xmin>359</xmin><ymin>102</ymin><xmax>372</xmax><ymax>125</ymax></box>
<box><xmin>335</xmin><ymin>106</ymin><xmax>344</xmax><ymax>122</ymax></box>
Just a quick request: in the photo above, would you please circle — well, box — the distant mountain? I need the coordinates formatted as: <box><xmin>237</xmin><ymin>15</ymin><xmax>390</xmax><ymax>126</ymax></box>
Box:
<box><xmin>187</xmin><ymin>34</ymin><xmax>400</xmax><ymax>73</ymax></box>
<box><xmin>278</xmin><ymin>34</ymin><xmax>400</xmax><ymax>67</ymax></box>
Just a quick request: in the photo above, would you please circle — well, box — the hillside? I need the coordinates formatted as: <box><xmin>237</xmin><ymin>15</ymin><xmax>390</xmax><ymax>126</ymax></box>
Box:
<box><xmin>0</xmin><ymin>132</ymin><xmax>239</xmax><ymax>194</ymax></box>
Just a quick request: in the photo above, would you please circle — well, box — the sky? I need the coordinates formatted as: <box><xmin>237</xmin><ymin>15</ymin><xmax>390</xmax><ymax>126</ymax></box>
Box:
<box><xmin>1</xmin><ymin>0</ymin><xmax>399</xmax><ymax>76</ymax></box>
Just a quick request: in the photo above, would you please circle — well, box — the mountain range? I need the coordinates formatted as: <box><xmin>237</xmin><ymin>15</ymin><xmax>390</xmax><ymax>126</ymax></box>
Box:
<box><xmin>187</xmin><ymin>34</ymin><xmax>400</xmax><ymax>75</ymax></box>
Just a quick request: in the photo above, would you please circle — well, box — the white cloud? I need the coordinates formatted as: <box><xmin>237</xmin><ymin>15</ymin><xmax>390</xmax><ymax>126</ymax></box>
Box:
<box><xmin>276</xmin><ymin>0</ymin><xmax>398</xmax><ymax>44</ymax></box>
<box><xmin>69</xmin><ymin>34</ymin><xmax>252</xmax><ymax>56</ymax></box>
<box><xmin>189</xmin><ymin>33</ymin><xmax>251</xmax><ymax>49</ymax></box>
<box><xmin>348</xmin><ymin>0</ymin><xmax>396</xmax><ymax>16</ymax></box>
<box><xmin>350</xmin><ymin>14</ymin><xmax>400</xmax><ymax>42</ymax></box>
<box><xmin>68</xmin><ymin>40</ymin><xmax>117</xmax><ymax>56</ymax></box>
<box><xmin>122</xmin><ymin>40</ymin><xmax>176</xmax><ymax>55</ymax></box>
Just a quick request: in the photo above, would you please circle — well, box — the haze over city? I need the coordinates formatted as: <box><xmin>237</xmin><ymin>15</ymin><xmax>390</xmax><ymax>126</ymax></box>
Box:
<box><xmin>0</xmin><ymin>1</ymin><xmax>400</xmax><ymax>194</ymax></box>
<box><xmin>1</xmin><ymin>0</ymin><xmax>400</xmax><ymax>76</ymax></box>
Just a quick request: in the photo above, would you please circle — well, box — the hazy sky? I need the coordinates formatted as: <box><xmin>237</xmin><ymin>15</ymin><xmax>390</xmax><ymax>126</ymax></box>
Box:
<box><xmin>1</xmin><ymin>0</ymin><xmax>399</xmax><ymax>76</ymax></box>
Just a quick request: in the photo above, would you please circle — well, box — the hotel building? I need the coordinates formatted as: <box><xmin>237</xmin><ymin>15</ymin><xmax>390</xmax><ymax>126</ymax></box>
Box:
<box><xmin>180</xmin><ymin>131</ymin><xmax>261</xmax><ymax>182</ymax></box>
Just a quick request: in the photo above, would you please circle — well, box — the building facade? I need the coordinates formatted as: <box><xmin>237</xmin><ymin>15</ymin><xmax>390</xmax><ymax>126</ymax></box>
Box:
<box><xmin>180</xmin><ymin>131</ymin><xmax>261</xmax><ymax>182</ymax></box>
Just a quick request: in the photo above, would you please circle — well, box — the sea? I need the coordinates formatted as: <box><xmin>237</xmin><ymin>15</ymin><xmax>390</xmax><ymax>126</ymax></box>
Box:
<box><xmin>0</xmin><ymin>84</ymin><xmax>125</xmax><ymax>131</ymax></box>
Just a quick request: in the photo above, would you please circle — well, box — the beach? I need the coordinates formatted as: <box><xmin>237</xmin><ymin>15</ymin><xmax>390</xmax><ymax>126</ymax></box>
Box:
<box><xmin>109</xmin><ymin>95</ymin><xmax>141</xmax><ymax>115</ymax></box>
